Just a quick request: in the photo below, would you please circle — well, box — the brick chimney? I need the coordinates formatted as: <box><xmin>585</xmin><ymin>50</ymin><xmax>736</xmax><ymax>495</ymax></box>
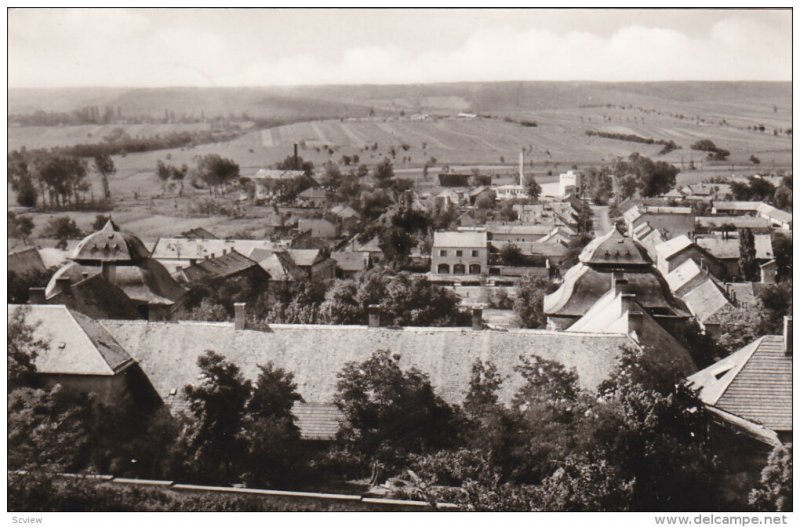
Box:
<box><xmin>234</xmin><ymin>302</ymin><xmax>247</xmax><ymax>330</ymax></box>
<box><xmin>368</xmin><ymin>304</ymin><xmax>381</xmax><ymax>328</ymax></box>
<box><xmin>784</xmin><ymin>316</ymin><xmax>792</xmax><ymax>355</ymax></box>
<box><xmin>472</xmin><ymin>307</ymin><xmax>483</xmax><ymax>330</ymax></box>
<box><xmin>28</xmin><ymin>287</ymin><xmax>46</xmax><ymax>304</ymax></box>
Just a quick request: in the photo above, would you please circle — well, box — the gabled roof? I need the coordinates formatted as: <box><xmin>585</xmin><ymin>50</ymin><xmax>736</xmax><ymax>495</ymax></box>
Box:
<box><xmin>331</xmin><ymin>251</ymin><xmax>369</xmax><ymax>273</ymax></box>
<box><xmin>579</xmin><ymin>229</ymin><xmax>651</xmax><ymax>267</ymax></box>
<box><xmin>178</xmin><ymin>227</ymin><xmax>218</xmax><ymax>239</ymax></box>
<box><xmin>297</xmin><ymin>187</ymin><xmax>327</xmax><ymax>200</ymax></box>
<box><xmin>8</xmin><ymin>304</ymin><xmax>134</xmax><ymax>376</ymax></box>
<box><xmin>180</xmin><ymin>250</ymin><xmax>265</xmax><ymax>283</ymax></box>
<box><xmin>696</xmin><ymin>216</ymin><xmax>770</xmax><ymax>230</ymax></box>
<box><xmin>688</xmin><ymin>335</ymin><xmax>791</xmax><ymax>433</ymax></box>
<box><xmin>490</xmin><ymin>240</ymin><xmax>569</xmax><ymax>257</ymax></box>
<box><xmin>71</xmin><ymin>220</ymin><xmax>150</xmax><ymax>264</ymax></box>
<box><xmin>253</xmin><ymin>169</ymin><xmax>306</xmax><ymax>181</ymax></box>
<box><xmin>758</xmin><ymin>203</ymin><xmax>792</xmax><ymax>224</ymax></box>
<box><xmin>680</xmin><ymin>279</ymin><xmax>730</xmax><ymax>324</ymax></box>
<box><xmin>655</xmin><ymin>235</ymin><xmax>694</xmax><ymax>260</ymax></box>
<box><xmin>151</xmin><ymin>238</ymin><xmax>284</xmax><ymax>261</ymax></box>
<box><xmin>8</xmin><ymin>247</ymin><xmax>47</xmax><ymax>275</ymax></box>
<box><xmin>248</xmin><ymin>249</ymin><xmax>305</xmax><ymax>282</ymax></box>
<box><xmin>329</xmin><ymin>204</ymin><xmax>360</xmax><ymax>219</ymax></box>
<box><xmin>288</xmin><ymin>249</ymin><xmax>323</xmax><ymax>267</ymax></box>
<box><xmin>712</xmin><ymin>201</ymin><xmax>762</xmax><ymax>212</ymax></box>
<box><xmin>100</xmin><ymin>320</ymin><xmax>640</xmax><ymax>411</ymax></box>
<box><xmin>433</xmin><ymin>231</ymin><xmax>487</xmax><ymax>248</ymax></box>
<box><xmin>487</xmin><ymin>224</ymin><xmax>553</xmax><ymax>236</ymax></box>
<box><xmin>665</xmin><ymin>259</ymin><xmax>703</xmax><ymax>294</ymax></box>
<box><xmin>46</xmin><ymin>271</ymin><xmax>141</xmax><ymax>320</ymax></box>
<box><xmin>696</xmin><ymin>234</ymin><xmax>773</xmax><ymax>260</ymax></box>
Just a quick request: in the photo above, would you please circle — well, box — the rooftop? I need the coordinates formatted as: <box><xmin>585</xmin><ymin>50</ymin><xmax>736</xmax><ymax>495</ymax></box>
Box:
<box><xmin>433</xmin><ymin>230</ymin><xmax>488</xmax><ymax>248</ymax></box>
<box><xmin>180</xmin><ymin>250</ymin><xmax>264</xmax><ymax>283</ymax></box>
<box><xmin>654</xmin><ymin>235</ymin><xmax>694</xmax><ymax>260</ymax></box>
<box><xmin>696</xmin><ymin>234</ymin><xmax>773</xmax><ymax>260</ymax></box>
<box><xmin>579</xmin><ymin>229</ymin><xmax>651</xmax><ymax>267</ymax></box>
<box><xmin>688</xmin><ymin>335</ymin><xmax>791</xmax><ymax>434</ymax></box>
<box><xmin>9</xmin><ymin>304</ymin><xmax>134</xmax><ymax>376</ymax></box>
<box><xmin>71</xmin><ymin>220</ymin><xmax>150</xmax><ymax>264</ymax></box>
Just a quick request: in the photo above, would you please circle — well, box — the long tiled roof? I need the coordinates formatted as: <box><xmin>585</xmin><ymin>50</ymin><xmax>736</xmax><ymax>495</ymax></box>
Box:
<box><xmin>655</xmin><ymin>235</ymin><xmax>693</xmax><ymax>260</ymax></box>
<box><xmin>680</xmin><ymin>280</ymin><xmax>730</xmax><ymax>324</ymax></box>
<box><xmin>8</xmin><ymin>247</ymin><xmax>47</xmax><ymax>275</ymax></box>
<box><xmin>665</xmin><ymin>259</ymin><xmax>703</xmax><ymax>294</ymax></box>
<box><xmin>688</xmin><ymin>335</ymin><xmax>791</xmax><ymax>433</ymax></box>
<box><xmin>696</xmin><ymin>216</ymin><xmax>770</xmax><ymax>230</ymax></box>
<box><xmin>151</xmin><ymin>238</ymin><xmax>284</xmax><ymax>261</ymax></box>
<box><xmin>101</xmin><ymin>320</ymin><xmax>637</xmax><ymax>409</ymax></box>
<box><xmin>180</xmin><ymin>251</ymin><xmax>263</xmax><ymax>283</ymax></box>
<box><xmin>8</xmin><ymin>304</ymin><xmax>134</xmax><ymax>376</ymax></box>
<box><xmin>696</xmin><ymin>235</ymin><xmax>773</xmax><ymax>260</ymax></box>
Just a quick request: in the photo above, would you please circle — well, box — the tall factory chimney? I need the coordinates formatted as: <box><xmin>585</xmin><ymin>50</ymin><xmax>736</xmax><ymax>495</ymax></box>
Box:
<box><xmin>293</xmin><ymin>144</ymin><xmax>299</xmax><ymax>170</ymax></box>
<box><xmin>519</xmin><ymin>149</ymin><xmax>524</xmax><ymax>187</ymax></box>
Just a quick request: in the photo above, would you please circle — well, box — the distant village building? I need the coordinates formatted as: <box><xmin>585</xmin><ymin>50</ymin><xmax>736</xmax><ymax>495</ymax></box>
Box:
<box><xmin>296</xmin><ymin>187</ymin><xmax>328</xmax><ymax>208</ymax></box>
<box><xmin>297</xmin><ymin>217</ymin><xmax>341</xmax><ymax>239</ymax></box>
<box><xmin>287</xmin><ymin>249</ymin><xmax>337</xmax><ymax>280</ymax></box>
<box><xmin>151</xmin><ymin>237</ymin><xmax>287</xmax><ymax>273</ymax></box>
<box><xmin>695</xmin><ymin>233</ymin><xmax>773</xmax><ymax>280</ymax></box>
<box><xmin>8</xmin><ymin>246</ymin><xmax>47</xmax><ymax>276</ymax></box>
<box><xmin>173</xmin><ymin>250</ymin><xmax>269</xmax><ymax>286</ymax></box>
<box><xmin>431</xmin><ymin>230</ymin><xmax>488</xmax><ymax>275</ymax></box>
<box><xmin>623</xmin><ymin>205</ymin><xmax>695</xmax><ymax>239</ymax></box>
<box><xmin>558</xmin><ymin>170</ymin><xmax>581</xmax><ymax>197</ymax></box>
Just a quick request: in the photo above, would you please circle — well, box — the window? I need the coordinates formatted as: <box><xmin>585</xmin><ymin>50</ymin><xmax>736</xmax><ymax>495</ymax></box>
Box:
<box><xmin>472</xmin><ymin>250</ymin><xmax>479</xmax><ymax>257</ymax></box>
<box><xmin>456</xmin><ymin>250</ymin><xmax>463</xmax><ymax>257</ymax></box>
<box><xmin>440</xmin><ymin>250</ymin><xmax>447</xmax><ymax>257</ymax></box>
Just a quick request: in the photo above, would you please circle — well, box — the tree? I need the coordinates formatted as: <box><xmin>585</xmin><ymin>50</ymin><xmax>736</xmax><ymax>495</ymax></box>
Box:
<box><xmin>524</xmin><ymin>177</ymin><xmax>541</xmax><ymax>200</ymax></box>
<box><xmin>43</xmin><ymin>216</ymin><xmax>82</xmax><ymax>249</ymax></box>
<box><xmin>514</xmin><ymin>274</ymin><xmax>556</xmax><ymax>328</ymax></box>
<box><xmin>178</xmin><ymin>351</ymin><xmax>252</xmax><ymax>483</ymax></box>
<box><xmin>277</xmin><ymin>154</ymin><xmax>314</xmax><ymax>177</ymax></box>
<box><xmin>772</xmin><ymin>232</ymin><xmax>792</xmax><ymax>282</ymax></box>
<box><xmin>8</xmin><ymin>267</ymin><xmax>54</xmax><ymax>305</ymax></box>
<box><xmin>195</xmin><ymin>154</ymin><xmax>239</xmax><ymax>195</ymax></box>
<box><xmin>373</xmin><ymin>158</ymin><xmax>394</xmax><ymax>188</ymax></box>
<box><xmin>91</xmin><ymin>214</ymin><xmax>111</xmax><ymax>231</ymax></box>
<box><xmin>738</xmin><ymin>228</ymin><xmax>759</xmax><ymax>281</ymax></box>
<box><xmin>499</xmin><ymin>243</ymin><xmax>525</xmax><ymax>266</ymax></box>
<box><xmin>239</xmin><ymin>363</ymin><xmax>305</xmax><ymax>487</ymax></box>
<box><xmin>749</xmin><ymin>443</ymin><xmax>792</xmax><ymax>512</ymax></box>
<box><xmin>463</xmin><ymin>360</ymin><xmax>503</xmax><ymax>418</ymax></box>
<box><xmin>614</xmin><ymin>153</ymin><xmax>678</xmax><ymax>197</ymax></box>
<box><xmin>9</xmin><ymin>212</ymin><xmax>34</xmax><ymax>244</ymax></box>
<box><xmin>334</xmin><ymin>349</ymin><xmax>463</xmax><ymax>480</ymax></box>
<box><xmin>8</xmin><ymin>307</ymin><xmax>43</xmax><ymax>392</ymax></box>
<box><xmin>619</xmin><ymin>175</ymin><xmax>639</xmax><ymax>200</ymax></box>
<box><xmin>94</xmin><ymin>154</ymin><xmax>115</xmax><ymax>199</ymax></box>
<box><xmin>749</xmin><ymin>154</ymin><xmax>761</xmax><ymax>165</ymax></box>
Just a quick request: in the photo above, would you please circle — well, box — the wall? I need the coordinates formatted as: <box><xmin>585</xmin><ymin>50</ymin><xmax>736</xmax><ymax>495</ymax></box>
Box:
<box><xmin>430</xmin><ymin>246</ymin><xmax>488</xmax><ymax>275</ymax></box>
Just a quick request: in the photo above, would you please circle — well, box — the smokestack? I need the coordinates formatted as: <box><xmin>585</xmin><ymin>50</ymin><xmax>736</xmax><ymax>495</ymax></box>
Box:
<box><xmin>519</xmin><ymin>149</ymin><xmax>524</xmax><ymax>187</ymax></box>
<box><xmin>234</xmin><ymin>302</ymin><xmax>247</xmax><ymax>330</ymax></box>
<box><xmin>294</xmin><ymin>144</ymin><xmax>299</xmax><ymax>171</ymax></box>
<box><xmin>368</xmin><ymin>304</ymin><xmax>381</xmax><ymax>328</ymax></box>
<box><xmin>472</xmin><ymin>307</ymin><xmax>483</xmax><ymax>330</ymax></box>
<box><xmin>784</xmin><ymin>316</ymin><xmax>792</xmax><ymax>355</ymax></box>
<box><xmin>28</xmin><ymin>287</ymin><xmax>46</xmax><ymax>304</ymax></box>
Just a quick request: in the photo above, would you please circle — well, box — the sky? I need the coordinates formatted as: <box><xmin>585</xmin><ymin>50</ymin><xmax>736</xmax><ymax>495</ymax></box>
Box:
<box><xmin>8</xmin><ymin>8</ymin><xmax>793</xmax><ymax>88</ymax></box>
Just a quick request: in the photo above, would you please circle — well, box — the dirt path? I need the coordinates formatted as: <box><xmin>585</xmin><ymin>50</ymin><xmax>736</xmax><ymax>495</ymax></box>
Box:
<box><xmin>592</xmin><ymin>204</ymin><xmax>612</xmax><ymax>236</ymax></box>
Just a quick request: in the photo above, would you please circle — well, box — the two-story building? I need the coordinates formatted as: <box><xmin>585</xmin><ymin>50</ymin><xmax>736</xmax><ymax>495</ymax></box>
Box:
<box><xmin>431</xmin><ymin>231</ymin><xmax>488</xmax><ymax>275</ymax></box>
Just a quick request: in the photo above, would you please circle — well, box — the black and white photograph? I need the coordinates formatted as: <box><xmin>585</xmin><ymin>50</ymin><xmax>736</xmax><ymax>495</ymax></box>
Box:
<box><xmin>5</xmin><ymin>6</ymin><xmax>793</xmax><ymax>520</ymax></box>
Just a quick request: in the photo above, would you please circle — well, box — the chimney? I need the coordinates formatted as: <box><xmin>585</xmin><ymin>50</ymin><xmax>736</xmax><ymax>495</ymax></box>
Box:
<box><xmin>784</xmin><ymin>316</ymin><xmax>792</xmax><ymax>355</ymax></box>
<box><xmin>611</xmin><ymin>270</ymin><xmax>627</xmax><ymax>294</ymax></box>
<box><xmin>234</xmin><ymin>302</ymin><xmax>247</xmax><ymax>330</ymax></box>
<box><xmin>101</xmin><ymin>261</ymin><xmax>116</xmax><ymax>284</ymax></box>
<box><xmin>189</xmin><ymin>258</ymin><xmax>197</xmax><ymax>266</ymax></box>
<box><xmin>519</xmin><ymin>149</ymin><xmax>524</xmax><ymax>187</ymax></box>
<box><xmin>368</xmin><ymin>304</ymin><xmax>381</xmax><ymax>328</ymax></box>
<box><xmin>28</xmin><ymin>287</ymin><xmax>46</xmax><ymax>304</ymax></box>
<box><xmin>294</xmin><ymin>143</ymin><xmax>299</xmax><ymax>171</ymax></box>
<box><xmin>472</xmin><ymin>307</ymin><xmax>483</xmax><ymax>330</ymax></box>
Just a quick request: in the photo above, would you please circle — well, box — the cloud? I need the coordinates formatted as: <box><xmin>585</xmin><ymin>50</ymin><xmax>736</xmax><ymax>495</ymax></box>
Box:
<box><xmin>8</xmin><ymin>10</ymin><xmax>791</xmax><ymax>87</ymax></box>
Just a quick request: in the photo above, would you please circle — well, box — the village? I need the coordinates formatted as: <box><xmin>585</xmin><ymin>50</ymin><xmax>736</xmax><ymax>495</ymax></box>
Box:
<box><xmin>7</xmin><ymin>139</ymin><xmax>793</xmax><ymax>511</ymax></box>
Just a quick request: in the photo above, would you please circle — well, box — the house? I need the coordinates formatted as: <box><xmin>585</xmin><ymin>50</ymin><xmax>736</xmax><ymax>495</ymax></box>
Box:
<box><xmin>492</xmin><ymin>184</ymin><xmax>526</xmax><ymax>201</ymax></box>
<box><xmin>756</xmin><ymin>203</ymin><xmax>792</xmax><ymax>231</ymax></box>
<box><xmin>331</xmin><ymin>251</ymin><xmax>370</xmax><ymax>278</ymax></box>
<box><xmin>247</xmin><ymin>248</ymin><xmax>306</xmax><ymax>283</ymax></box>
<box><xmin>654</xmin><ymin>235</ymin><xmax>725</xmax><ymax>277</ymax></box>
<box><xmin>99</xmin><ymin>306</ymin><xmax>682</xmax><ymax>441</ymax></box>
<box><xmin>665</xmin><ymin>259</ymin><xmax>709</xmax><ymax>298</ymax></box>
<box><xmin>250</xmin><ymin>169</ymin><xmax>307</xmax><ymax>201</ymax></box>
<box><xmin>287</xmin><ymin>249</ymin><xmax>337</xmax><ymax>280</ymax></box>
<box><xmin>679</xmin><ymin>279</ymin><xmax>732</xmax><ymax>334</ymax></box>
<box><xmin>434</xmin><ymin>189</ymin><xmax>463</xmax><ymax>208</ymax></box>
<box><xmin>695</xmin><ymin>234</ymin><xmax>774</xmax><ymax>279</ymax></box>
<box><xmin>566</xmin><ymin>286</ymin><xmax>696</xmax><ymax>373</ymax></box>
<box><xmin>681</xmin><ymin>183</ymin><xmax>733</xmax><ymax>201</ymax></box>
<box><xmin>8</xmin><ymin>304</ymin><xmax>158</xmax><ymax>407</ymax></box>
<box><xmin>296</xmin><ymin>187</ymin><xmax>328</xmax><ymax>208</ymax></box>
<box><xmin>341</xmin><ymin>235</ymin><xmax>384</xmax><ymax>264</ymax></box>
<box><xmin>632</xmin><ymin>223</ymin><xmax>668</xmax><ymax>261</ymax></box>
<box><xmin>490</xmin><ymin>240</ymin><xmax>569</xmax><ymax>266</ymax></box>
<box><xmin>44</xmin><ymin>221</ymin><xmax>186</xmax><ymax>321</ymax></box>
<box><xmin>544</xmin><ymin>228</ymin><xmax>689</xmax><ymax>330</ymax></box>
<box><xmin>695</xmin><ymin>216</ymin><xmax>771</xmax><ymax>233</ymax></box>
<box><xmin>558</xmin><ymin>170</ymin><xmax>581</xmax><ymax>197</ymax></box>
<box><xmin>486</xmin><ymin>224</ymin><xmax>554</xmax><ymax>243</ymax></box>
<box><xmin>151</xmin><ymin>237</ymin><xmax>286</xmax><ymax>273</ymax></box>
<box><xmin>623</xmin><ymin>205</ymin><xmax>695</xmax><ymax>239</ymax></box>
<box><xmin>688</xmin><ymin>319</ymin><xmax>792</xmax><ymax>446</ymax></box>
<box><xmin>431</xmin><ymin>231</ymin><xmax>488</xmax><ymax>275</ymax></box>
<box><xmin>8</xmin><ymin>246</ymin><xmax>47</xmax><ymax>276</ymax></box>
<box><xmin>297</xmin><ymin>218</ymin><xmax>341</xmax><ymax>239</ymax></box>
<box><xmin>174</xmin><ymin>250</ymin><xmax>269</xmax><ymax>286</ymax></box>
<box><xmin>329</xmin><ymin>204</ymin><xmax>361</xmax><ymax>231</ymax></box>
<box><xmin>711</xmin><ymin>201</ymin><xmax>763</xmax><ymax>216</ymax></box>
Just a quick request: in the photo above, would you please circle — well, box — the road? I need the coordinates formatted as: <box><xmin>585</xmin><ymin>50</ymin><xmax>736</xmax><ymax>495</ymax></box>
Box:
<box><xmin>591</xmin><ymin>205</ymin><xmax>612</xmax><ymax>237</ymax></box>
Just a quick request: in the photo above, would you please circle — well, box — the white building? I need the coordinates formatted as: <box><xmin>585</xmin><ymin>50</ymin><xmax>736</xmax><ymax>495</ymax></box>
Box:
<box><xmin>558</xmin><ymin>170</ymin><xmax>581</xmax><ymax>197</ymax></box>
